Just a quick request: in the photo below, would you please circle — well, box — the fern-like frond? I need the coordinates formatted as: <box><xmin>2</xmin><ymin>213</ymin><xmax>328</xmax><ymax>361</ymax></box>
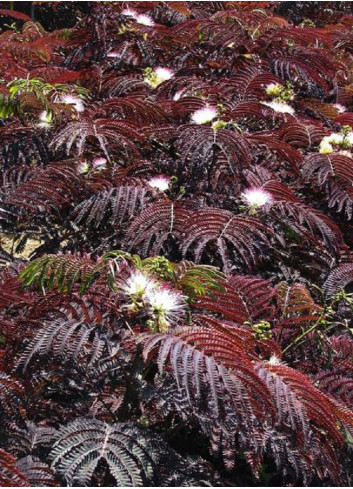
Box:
<box><xmin>16</xmin><ymin>315</ymin><xmax>106</xmax><ymax>372</ymax></box>
<box><xmin>4</xmin><ymin>163</ymin><xmax>80</xmax><ymax>214</ymax></box>
<box><xmin>257</xmin><ymin>364</ymin><xmax>312</xmax><ymax>445</ymax></box>
<box><xmin>0</xmin><ymin>36</ymin><xmax>62</xmax><ymax>64</ymax></box>
<box><xmin>181</xmin><ymin>208</ymin><xmax>272</xmax><ymax>272</ymax></box>
<box><xmin>50</xmin><ymin>419</ymin><xmax>167</xmax><ymax>486</ymax></box>
<box><xmin>303</xmin><ymin>153</ymin><xmax>353</xmax><ymax>186</ymax></box>
<box><xmin>194</xmin><ymin>274</ymin><xmax>275</xmax><ymax>323</ymax></box>
<box><xmin>0</xmin><ymin>449</ymin><xmax>28</xmax><ymax>487</ymax></box>
<box><xmin>177</xmin><ymin>125</ymin><xmax>251</xmax><ymax>175</ymax></box>
<box><xmin>140</xmin><ymin>325</ymin><xmax>273</xmax><ymax>427</ymax></box>
<box><xmin>0</xmin><ymin>272</ymin><xmax>34</xmax><ymax>310</ymax></box>
<box><xmin>314</xmin><ymin>362</ymin><xmax>353</xmax><ymax>409</ymax></box>
<box><xmin>246</xmin><ymin>133</ymin><xmax>303</xmax><ymax>173</ymax></box>
<box><xmin>226</xmin><ymin>65</ymin><xmax>282</xmax><ymax>100</ymax></box>
<box><xmin>89</xmin><ymin>96</ymin><xmax>169</xmax><ymax>124</ymax></box>
<box><xmin>138</xmin><ymin>257</ymin><xmax>225</xmax><ymax>300</ymax></box>
<box><xmin>0</xmin><ymin>9</ymin><xmax>31</xmax><ymax>21</ymax></box>
<box><xmin>276</xmin><ymin>282</ymin><xmax>322</xmax><ymax>327</ymax></box>
<box><xmin>231</xmin><ymin>101</ymin><xmax>293</xmax><ymax>125</ymax></box>
<box><xmin>193</xmin><ymin>314</ymin><xmax>281</xmax><ymax>359</ymax></box>
<box><xmin>303</xmin><ymin>154</ymin><xmax>353</xmax><ymax>219</ymax></box>
<box><xmin>50</xmin><ymin>118</ymin><xmax>141</xmax><ymax>160</ymax></box>
<box><xmin>19</xmin><ymin>253</ymin><xmax>104</xmax><ymax>293</ymax></box>
<box><xmin>326</xmin><ymin>179</ymin><xmax>353</xmax><ymax>220</ymax></box>
<box><xmin>72</xmin><ymin>186</ymin><xmax>150</xmax><ymax>228</ymax></box>
<box><xmin>271</xmin><ymin>49</ymin><xmax>336</xmax><ymax>97</ymax></box>
<box><xmin>9</xmin><ymin>422</ymin><xmax>56</xmax><ymax>457</ymax></box>
<box><xmin>0</xmin><ymin>94</ymin><xmax>20</xmax><ymax>119</ymax></box>
<box><xmin>173</xmin><ymin>262</ymin><xmax>225</xmax><ymax>300</ymax></box>
<box><xmin>260</xmin><ymin>180</ymin><xmax>342</xmax><ymax>252</ymax></box>
<box><xmin>0</xmin><ymin>372</ymin><xmax>24</xmax><ymax>411</ymax></box>
<box><xmin>17</xmin><ymin>456</ymin><xmax>56</xmax><ymax>487</ymax></box>
<box><xmin>279</xmin><ymin>122</ymin><xmax>326</xmax><ymax>148</ymax></box>
<box><xmin>0</xmin><ymin>122</ymin><xmax>48</xmax><ymax>167</ymax></box>
<box><xmin>323</xmin><ymin>263</ymin><xmax>353</xmax><ymax>297</ymax></box>
<box><xmin>102</xmin><ymin>74</ymin><xmax>147</xmax><ymax>97</ymax></box>
<box><xmin>126</xmin><ymin>201</ymin><xmax>191</xmax><ymax>256</ymax></box>
<box><xmin>259</xmin><ymin>361</ymin><xmax>349</xmax><ymax>449</ymax></box>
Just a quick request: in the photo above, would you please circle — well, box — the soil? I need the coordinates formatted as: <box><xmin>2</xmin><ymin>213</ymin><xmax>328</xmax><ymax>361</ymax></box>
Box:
<box><xmin>0</xmin><ymin>233</ymin><xmax>42</xmax><ymax>260</ymax></box>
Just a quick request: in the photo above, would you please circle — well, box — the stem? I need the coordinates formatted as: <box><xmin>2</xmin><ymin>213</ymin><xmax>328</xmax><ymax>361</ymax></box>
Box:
<box><xmin>282</xmin><ymin>315</ymin><xmax>324</xmax><ymax>354</ymax></box>
<box><xmin>117</xmin><ymin>348</ymin><xmax>142</xmax><ymax>420</ymax></box>
<box><xmin>207</xmin><ymin>143</ymin><xmax>218</xmax><ymax>190</ymax></box>
<box><xmin>283</xmin><ymin>285</ymin><xmax>331</xmax><ymax>355</ymax></box>
<box><xmin>124</xmin><ymin>318</ymin><xmax>135</xmax><ymax>335</ymax></box>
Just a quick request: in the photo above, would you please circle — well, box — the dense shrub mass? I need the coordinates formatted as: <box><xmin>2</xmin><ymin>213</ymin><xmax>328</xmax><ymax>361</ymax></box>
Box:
<box><xmin>1</xmin><ymin>1</ymin><xmax>353</xmax><ymax>486</ymax></box>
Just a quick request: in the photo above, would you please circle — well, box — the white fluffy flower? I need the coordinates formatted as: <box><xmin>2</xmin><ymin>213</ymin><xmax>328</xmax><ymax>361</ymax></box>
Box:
<box><xmin>122</xmin><ymin>271</ymin><xmax>156</xmax><ymax>298</ymax></box>
<box><xmin>145</xmin><ymin>287</ymin><xmax>186</xmax><ymax>325</ymax></box>
<box><xmin>120</xmin><ymin>9</ymin><xmax>154</xmax><ymax>26</ymax></box>
<box><xmin>121</xmin><ymin>8</ymin><xmax>138</xmax><ymax>18</ymax></box>
<box><xmin>92</xmin><ymin>157</ymin><xmax>107</xmax><ymax>170</ymax></box>
<box><xmin>333</xmin><ymin>103</ymin><xmax>346</xmax><ymax>113</ymax></box>
<box><xmin>106</xmin><ymin>51</ymin><xmax>120</xmax><ymax>58</ymax></box>
<box><xmin>77</xmin><ymin>161</ymin><xmax>89</xmax><ymax>174</ymax></box>
<box><xmin>345</xmin><ymin>131</ymin><xmax>353</xmax><ymax>146</ymax></box>
<box><xmin>61</xmin><ymin>94</ymin><xmax>84</xmax><ymax>113</ymax></box>
<box><xmin>319</xmin><ymin>132</ymin><xmax>349</xmax><ymax>154</ymax></box>
<box><xmin>144</xmin><ymin>67</ymin><xmax>174</xmax><ymax>88</ymax></box>
<box><xmin>136</xmin><ymin>14</ymin><xmax>154</xmax><ymax>26</ymax></box>
<box><xmin>242</xmin><ymin>188</ymin><xmax>273</xmax><ymax>208</ymax></box>
<box><xmin>262</xmin><ymin>100</ymin><xmax>295</xmax><ymax>115</ymax></box>
<box><xmin>37</xmin><ymin>110</ymin><xmax>53</xmax><ymax>128</ymax></box>
<box><xmin>267</xmin><ymin>355</ymin><xmax>282</xmax><ymax>366</ymax></box>
<box><xmin>327</xmin><ymin>133</ymin><xmax>344</xmax><ymax>145</ymax></box>
<box><xmin>154</xmin><ymin>67</ymin><xmax>174</xmax><ymax>83</ymax></box>
<box><xmin>39</xmin><ymin>110</ymin><xmax>51</xmax><ymax>122</ymax></box>
<box><xmin>191</xmin><ymin>106</ymin><xmax>218</xmax><ymax>124</ymax></box>
<box><xmin>319</xmin><ymin>139</ymin><xmax>333</xmax><ymax>154</ymax></box>
<box><xmin>148</xmin><ymin>175</ymin><xmax>170</xmax><ymax>192</ymax></box>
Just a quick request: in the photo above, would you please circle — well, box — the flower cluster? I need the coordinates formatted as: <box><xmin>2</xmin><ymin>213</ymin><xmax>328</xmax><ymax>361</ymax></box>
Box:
<box><xmin>333</xmin><ymin>103</ymin><xmax>347</xmax><ymax>113</ymax></box>
<box><xmin>106</xmin><ymin>51</ymin><xmax>119</xmax><ymax>58</ymax></box>
<box><xmin>241</xmin><ymin>187</ymin><xmax>273</xmax><ymax>213</ymax></box>
<box><xmin>121</xmin><ymin>270</ymin><xmax>186</xmax><ymax>331</ymax></box>
<box><xmin>262</xmin><ymin>100</ymin><xmax>295</xmax><ymax>115</ymax></box>
<box><xmin>145</xmin><ymin>287</ymin><xmax>186</xmax><ymax>332</ymax></box>
<box><xmin>319</xmin><ymin>128</ymin><xmax>353</xmax><ymax>154</ymax></box>
<box><xmin>37</xmin><ymin>110</ymin><xmax>54</xmax><ymax>129</ymax></box>
<box><xmin>92</xmin><ymin>157</ymin><xmax>107</xmax><ymax>171</ymax></box>
<box><xmin>121</xmin><ymin>270</ymin><xmax>156</xmax><ymax>299</ymax></box>
<box><xmin>121</xmin><ymin>8</ymin><xmax>155</xmax><ymax>26</ymax></box>
<box><xmin>37</xmin><ymin>94</ymin><xmax>85</xmax><ymax>128</ymax></box>
<box><xmin>267</xmin><ymin>355</ymin><xmax>282</xmax><ymax>366</ymax></box>
<box><xmin>77</xmin><ymin>161</ymin><xmax>89</xmax><ymax>175</ymax></box>
<box><xmin>148</xmin><ymin>175</ymin><xmax>170</xmax><ymax>192</ymax></box>
<box><xmin>143</xmin><ymin>67</ymin><xmax>174</xmax><ymax>89</ymax></box>
<box><xmin>191</xmin><ymin>106</ymin><xmax>218</xmax><ymax>124</ymax></box>
<box><xmin>60</xmin><ymin>94</ymin><xmax>85</xmax><ymax>113</ymax></box>
<box><xmin>76</xmin><ymin>157</ymin><xmax>107</xmax><ymax>175</ymax></box>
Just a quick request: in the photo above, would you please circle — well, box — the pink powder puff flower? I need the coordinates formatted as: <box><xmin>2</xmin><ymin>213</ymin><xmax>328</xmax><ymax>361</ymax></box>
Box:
<box><xmin>242</xmin><ymin>187</ymin><xmax>273</xmax><ymax>208</ymax></box>
<box><xmin>92</xmin><ymin>157</ymin><xmax>107</xmax><ymax>170</ymax></box>
<box><xmin>191</xmin><ymin>106</ymin><xmax>218</xmax><ymax>125</ymax></box>
<box><xmin>148</xmin><ymin>175</ymin><xmax>170</xmax><ymax>192</ymax></box>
